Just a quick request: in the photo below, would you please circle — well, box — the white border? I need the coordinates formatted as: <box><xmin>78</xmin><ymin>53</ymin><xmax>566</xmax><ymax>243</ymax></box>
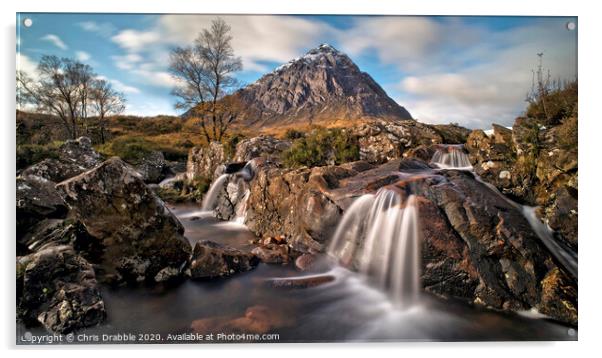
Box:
<box><xmin>2</xmin><ymin>0</ymin><xmax>599</xmax><ymax>357</ymax></box>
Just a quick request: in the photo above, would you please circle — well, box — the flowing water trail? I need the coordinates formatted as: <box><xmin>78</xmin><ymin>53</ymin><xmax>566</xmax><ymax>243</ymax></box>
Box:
<box><xmin>328</xmin><ymin>189</ymin><xmax>421</xmax><ymax>308</ymax></box>
<box><xmin>201</xmin><ymin>174</ymin><xmax>230</xmax><ymax>211</ymax></box>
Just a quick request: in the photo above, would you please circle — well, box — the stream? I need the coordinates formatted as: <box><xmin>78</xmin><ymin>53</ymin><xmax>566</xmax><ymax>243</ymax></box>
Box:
<box><xmin>35</xmin><ymin>202</ymin><xmax>575</xmax><ymax>343</ymax></box>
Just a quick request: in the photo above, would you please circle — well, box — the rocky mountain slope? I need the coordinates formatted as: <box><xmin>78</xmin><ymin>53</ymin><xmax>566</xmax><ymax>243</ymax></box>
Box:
<box><xmin>231</xmin><ymin>44</ymin><xmax>412</xmax><ymax>127</ymax></box>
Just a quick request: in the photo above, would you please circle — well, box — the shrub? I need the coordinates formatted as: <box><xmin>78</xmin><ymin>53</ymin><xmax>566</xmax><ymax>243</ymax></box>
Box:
<box><xmin>557</xmin><ymin>116</ymin><xmax>578</xmax><ymax>151</ymax></box>
<box><xmin>284</xmin><ymin>128</ymin><xmax>305</xmax><ymax>140</ymax></box>
<box><xmin>526</xmin><ymin>80</ymin><xmax>577</xmax><ymax>124</ymax></box>
<box><xmin>96</xmin><ymin>136</ymin><xmax>155</xmax><ymax>164</ymax></box>
<box><xmin>282</xmin><ymin>128</ymin><xmax>359</xmax><ymax>168</ymax></box>
<box><xmin>16</xmin><ymin>142</ymin><xmax>62</xmax><ymax>170</ymax></box>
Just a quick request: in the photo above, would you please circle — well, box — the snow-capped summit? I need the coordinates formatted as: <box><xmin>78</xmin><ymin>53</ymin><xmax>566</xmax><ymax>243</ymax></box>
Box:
<box><xmin>233</xmin><ymin>44</ymin><xmax>413</xmax><ymax>127</ymax></box>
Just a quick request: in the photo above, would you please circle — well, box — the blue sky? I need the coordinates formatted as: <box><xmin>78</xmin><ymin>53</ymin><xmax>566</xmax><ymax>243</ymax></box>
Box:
<box><xmin>17</xmin><ymin>14</ymin><xmax>577</xmax><ymax>129</ymax></box>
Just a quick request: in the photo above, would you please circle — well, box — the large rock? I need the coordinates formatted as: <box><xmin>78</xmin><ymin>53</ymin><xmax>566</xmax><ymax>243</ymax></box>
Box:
<box><xmin>188</xmin><ymin>241</ymin><xmax>258</xmax><ymax>279</ymax></box>
<box><xmin>465</xmin><ymin>117</ymin><xmax>578</xmax><ymax>249</ymax></box>
<box><xmin>136</xmin><ymin>151</ymin><xmax>170</xmax><ymax>184</ymax></box>
<box><xmin>186</xmin><ymin>142</ymin><xmax>227</xmax><ymax>181</ymax></box>
<box><xmin>225</xmin><ymin>152</ymin><xmax>577</xmax><ymax>324</ymax></box>
<box><xmin>58</xmin><ymin>136</ymin><xmax>103</xmax><ymax>168</ymax></box>
<box><xmin>391</xmin><ymin>170</ymin><xmax>577</xmax><ymax>325</ymax></box>
<box><xmin>21</xmin><ymin>137</ymin><xmax>103</xmax><ymax>183</ymax></box>
<box><xmin>353</xmin><ymin>119</ymin><xmax>445</xmax><ymax>164</ymax></box>
<box><xmin>16</xmin><ymin>175</ymin><xmax>68</xmax><ymax>242</ymax></box>
<box><xmin>19</xmin><ymin>219</ymin><xmax>101</xmax><ymax>260</ymax></box>
<box><xmin>233</xmin><ymin>136</ymin><xmax>291</xmax><ymax>162</ymax></box>
<box><xmin>17</xmin><ymin>245</ymin><xmax>106</xmax><ymax>334</ymax></box>
<box><xmin>56</xmin><ymin>157</ymin><xmax>191</xmax><ymax>283</ymax></box>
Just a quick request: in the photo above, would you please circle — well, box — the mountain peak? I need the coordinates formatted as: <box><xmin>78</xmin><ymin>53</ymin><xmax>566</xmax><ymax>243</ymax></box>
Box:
<box><xmin>234</xmin><ymin>44</ymin><xmax>413</xmax><ymax>127</ymax></box>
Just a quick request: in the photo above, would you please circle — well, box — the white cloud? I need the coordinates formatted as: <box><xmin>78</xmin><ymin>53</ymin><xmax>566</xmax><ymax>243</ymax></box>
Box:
<box><xmin>40</xmin><ymin>34</ymin><xmax>68</xmax><ymax>50</ymax></box>
<box><xmin>16</xmin><ymin>54</ymin><xmax>38</xmax><ymax>77</ymax></box>
<box><xmin>77</xmin><ymin>21</ymin><xmax>116</xmax><ymax>37</ymax></box>
<box><xmin>388</xmin><ymin>19</ymin><xmax>577</xmax><ymax>128</ymax></box>
<box><xmin>75</xmin><ymin>51</ymin><xmax>91</xmax><ymax>62</ymax></box>
<box><xmin>96</xmin><ymin>75</ymin><xmax>141</xmax><ymax>94</ymax></box>
<box><xmin>111</xmin><ymin>15</ymin><xmax>333</xmax><ymax>76</ymax></box>
<box><xmin>106</xmin><ymin>15</ymin><xmax>576</xmax><ymax>127</ymax></box>
<box><xmin>111</xmin><ymin>29</ymin><xmax>161</xmax><ymax>52</ymax></box>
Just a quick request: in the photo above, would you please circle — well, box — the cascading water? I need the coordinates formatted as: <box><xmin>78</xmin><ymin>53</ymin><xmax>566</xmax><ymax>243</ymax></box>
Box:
<box><xmin>201</xmin><ymin>174</ymin><xmax>230</xmax><ymax>210</ymax></box>
<box><xmin>328</xmin><ymin>188</ymin><xmax>421</xmax><ymax>308</ymax></box>
<box><xmin>431</xmin><ymin>145</ymin><xmax>472</xmax><ymax>169</ymax></box>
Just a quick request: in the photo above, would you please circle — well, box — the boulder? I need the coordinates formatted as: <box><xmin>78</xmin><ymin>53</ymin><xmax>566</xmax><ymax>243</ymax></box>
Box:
<box><xmin>353</xmin><ymin>119</ymin><xmax>444</xmax><ymax>164</ymax></box>
<box><xmin>56</xmin><ymin>157</ymin><xmax>191</xmax><ymax>283</ymax></box>
<box><xmin>19</xmin><ymin>219</ymin><xmax>101</xmax><ymax>260</ymax></box>
<box><xmin>136</xmin><ymin>151</ymin><xmax>170</xmax><ymax>184</ymax></box>
<box><xmin>465</xmin><ymin>117</ymin><xmax>578</xmax><ymax>249</ymax></box>
<box><xmin>233</xmin><ymin>136</ymin><xmax>291</xmax><ymax>162</ymax></box>
<box><xmin>186</xmin><ymin>142</ymin><xmax>227</xmax><ymax>181</ymax></box>
<box><xmin>21</xmin><ymin>158</ymin><xmax>87</xmax><ymax>183</ymax></box>
<box><xmin>188</xmin><ymin>241</ymin><xmax>259</xmax><ymax>279</ymax></box>
<box><xmin>251</xmin><ymin>244</ymin><xmax>290</xmax><ymax>264</ymax></box>
<box><xmin>191</xmin><ymin>305</ymin><xmax>294</xmax><ymax>335</ymax></box>
<box><xmin>20</xmin><ymin>137</ymin><xmax>103</xmax><ymax>183</ymax></box>
<box><xmin>16</xmin><ymin>175</ymin><xmax>68</xmax><ymax>241</ymax></box>
<box><xmin>58</xmin><ymin>137</ymin><xmax>103</xmax><ymax>169</ymax></box>
<box><xmin>17</xmin><ymin>245</ymin><xmax>106</xmax><ymax>334</ymax></box>
<box><xmin>392</xmin><ymin>170</ymin><xmax>577</xmax><ymax>323</ymax></box>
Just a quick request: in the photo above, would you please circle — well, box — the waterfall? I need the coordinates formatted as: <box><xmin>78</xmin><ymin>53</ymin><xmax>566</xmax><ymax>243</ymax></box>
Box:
<box><xmin>431</xmin><ymin>145</ymin><xmax>472</xmax><ymax>169</ymax></box>
<box><xmin>473</xmin><ymin>175</ymin><xmax>578</xmax><ymax>279</ymax></box>
<box><xmin>522</xmin><ymin>206</ymin><xmax>578</xmax><ymax>279</ymax></box>
<box><xmin>201</xmin><ymin>174</ymin><xmax>230</xmax><ymax>210</ymax></box>
<box><xmin>233</xmin><ymin>189</ymin><xmax>250</xmax><ymax>224</ymax></box>
<box><xmin>328</xmin><ymin>189</ymin><xmax>421</xmax><ymax>308</ymax></box>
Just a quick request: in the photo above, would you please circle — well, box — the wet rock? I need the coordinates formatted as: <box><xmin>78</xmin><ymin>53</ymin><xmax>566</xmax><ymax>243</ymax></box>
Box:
<box><xmin>265</xmin><ymin>275</ymin><xmax>335</xmax><ymax>289</ymax></box>
<box><xmin>432</xmin><ymin>124</ymin><xmax>472</xmax><ymax>144</ymax></box>
<box><xmin>465</xmin><ymin>117</ymin><xmax>578</xmax><ymax>249</ymax></box>
<box><xmin>233</xmin><ymin>136</ymin><xmax>291</xmax><ymax>162</ymax></box>
<box><xmin>251</xmin><ymin>245</ymin><xmax>290</xmax><ymax>264</ymax></box>
<box><xmin>19</xmin><ymin>219</ymin><xmax>101</xmax><ymax>259</ymax></box>
<box><xmin>17</xmin><ymin>245</ymin><xmax>106</xmax><ymax>334</ymax></box>
<box><xmin>191</xmin><ymin>305</ymin><xmax>294</xmax><ymax>335</ymax></box>
<box><xmin>396</xmin><ymin>170</ymin><xmax>577</xmax><ymax>324</ymax></box>
<box><xmin>539</xmin><ymin>267</ymin><xmax>578</xmax><ymax>326</ymax></box>
<box><xmin>136</xmin><ymin>151</ymin><xmax>170</xmax><ymax>184</ymax></box>
<box><xmin>188</xmin><ymin>241</ymin><xmax>259</xmax><ymax>279</ymax></box>
<box><xmin>403</xmin><ymin>145</ymin><xmax>438</xmax><ymax>162</ymax></box>
<box><xmin>244</xmin><ymin>162</ymin><xmax>349</xmax><ymax>252</ymax></box>
<box><xmin>295</xmin><ymin>254</ymin><xmax>319</xmax><ymax>271</ymax></box>
<box><xmin>398</xmin><ymin>158</ymin><xmax>433</xmax><ymax>171</ymax></box>
<box><xmin>56</xmin><ymin>157</ymin><xmax>191</xmax><ymax>283</ymax></box>
<box><xmin>186</xmin><ymin>142</ymin><xmax>227</xmax><ymax>181</ymax></box>
<box><xmin>415</xmin><ymin>195</ymin><xmax>480</xmax><ymax>300</ymax></box>
<box><xmin>16</xmin><ymin>175</ymin><xmax>68</xmax><ymax>240</ymax></box>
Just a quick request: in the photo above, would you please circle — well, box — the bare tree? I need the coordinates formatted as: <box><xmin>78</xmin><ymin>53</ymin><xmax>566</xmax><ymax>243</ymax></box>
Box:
<box><xmin>17</xmin><ymin>55</ymin><xmax>96</xmax><ymax>139</ymax></box>
<box><xmin>90</xmin><ymin>78</ymin><xmax>126</xmax><ymax>144</ymax></box>
<box><xmin>169</xmin><ymin>18</ymin><xmax>242</xmax><ymax>142</ymax></box>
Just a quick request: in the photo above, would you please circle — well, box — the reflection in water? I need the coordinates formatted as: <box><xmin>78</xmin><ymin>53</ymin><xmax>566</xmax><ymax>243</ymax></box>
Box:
<box><xmin>46</xmin><ymin>205</ymin><xmax>574</xmax><ymax>342</ymax></box>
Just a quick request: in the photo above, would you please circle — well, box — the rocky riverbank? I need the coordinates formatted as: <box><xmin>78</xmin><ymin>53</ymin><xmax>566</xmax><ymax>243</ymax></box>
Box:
<box><xmin>16</xmin><ymin>113</ymin><xmax>578</xmax><ymax>335</ymax></box>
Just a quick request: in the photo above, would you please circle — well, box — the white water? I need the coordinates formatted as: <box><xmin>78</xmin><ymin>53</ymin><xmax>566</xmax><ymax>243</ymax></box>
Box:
<box><xmin>431</xmin><ymin>145</ymin><xmax>472</xmax><ymax>170</ymax></box>
<box><xmin>201</xmin><ymin>174</ymin><xmax>230</xmax><ymax>211</ymax></box>
<box><xmin>328</xmin><ymin>189</ymin><xmax>421</xmax><ymax>308</ymax></box>
<box><xmin>473</xmin><ymin>172</ymin><xmax>578</xmax><ymax>279</ymax></box>
<box><xmin>522</xmin><ymin>206</ymin><xmax>578</xmax><ymax>278</ymax></box>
